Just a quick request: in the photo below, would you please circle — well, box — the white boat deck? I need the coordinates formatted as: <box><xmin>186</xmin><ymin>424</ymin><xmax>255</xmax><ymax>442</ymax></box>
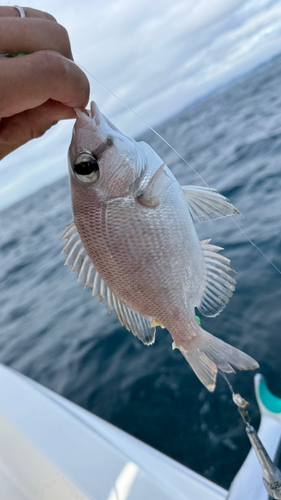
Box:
<box><xmin>0</xmin><ymin>363</ymin><xmax>227</xmax><ymax>500</ymax></box>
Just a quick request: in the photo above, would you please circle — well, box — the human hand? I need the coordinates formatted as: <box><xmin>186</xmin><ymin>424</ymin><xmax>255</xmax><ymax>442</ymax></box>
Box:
<box><xmin>0</xmin><ymin>6</ymin><xmax>90</xmax><ymax>160</ymax></box>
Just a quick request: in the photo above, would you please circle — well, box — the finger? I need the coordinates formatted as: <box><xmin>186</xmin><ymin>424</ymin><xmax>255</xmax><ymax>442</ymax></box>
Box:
<box><xmin>0</xmin><ymin>18</ymin><xmax>72</xmax><ymax>59</ymax></box>
<box><xmin>0</xmin><ymin>51</ymin><xmax>89</xmax><ymax>117</ymax></box>
<box><xmin>0</xmin><ymin>6</ymin><xmax>57</xmax><ymax>22</ymax></box>
<box><xmin>0</xmin><ymin>100</ymin><xmax>76</xmax><ymax>159</ymax></box>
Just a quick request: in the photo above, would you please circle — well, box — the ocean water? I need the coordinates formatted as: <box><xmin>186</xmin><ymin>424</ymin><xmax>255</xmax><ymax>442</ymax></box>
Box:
<box><xmin>1</xmin><ymin>56</ymin><xmax>281</xmax><ymax>490</ymax></box>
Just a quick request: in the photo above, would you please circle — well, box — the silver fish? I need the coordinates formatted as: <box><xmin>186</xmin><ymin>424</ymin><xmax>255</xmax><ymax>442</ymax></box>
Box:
<box><xmin>62</xmin><ymin>101</ymin><xmax>258</xmax><ymax>391</ymax></box>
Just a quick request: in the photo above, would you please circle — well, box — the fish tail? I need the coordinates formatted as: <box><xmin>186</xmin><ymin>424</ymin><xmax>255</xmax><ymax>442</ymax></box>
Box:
<box><xmin>173</xmin><ymin>323</ymin><xmax>259</xmax><ymax>391</ymax></box>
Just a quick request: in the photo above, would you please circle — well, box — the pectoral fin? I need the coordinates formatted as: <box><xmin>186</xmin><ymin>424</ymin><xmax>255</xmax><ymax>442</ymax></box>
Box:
<box><xmin>137</xmin><ymin>163</ymin><xmax>174</xmax><ymax>207</ymax></box>
<box><xmin>181</xmin><ymin>185</ymin><xmax>239</xmax><ymax>223</ymax></box>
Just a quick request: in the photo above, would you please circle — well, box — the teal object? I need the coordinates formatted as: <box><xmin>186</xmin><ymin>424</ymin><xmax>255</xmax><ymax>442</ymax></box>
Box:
<box><xmin>16</xmin><ymin>53</ymin><xmax>26</xmax><ymax>57</ymax></box>
<box><xmin>195</xmin><ymin>316</ymin><xmax>200</xmax><ymax>324</ymax></box>
<box><xmin>259</xmin><ymin>377</ymin><xmax>281</xmax><ymax>413</ymax></box>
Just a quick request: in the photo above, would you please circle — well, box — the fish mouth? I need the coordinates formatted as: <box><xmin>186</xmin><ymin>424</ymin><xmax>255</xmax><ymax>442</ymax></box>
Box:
<box><xmin>74</xmin><ymin>107</ymin><xmax>92</xmax><ymax>122</ymax></box>
<box><xmin>74</xmin><ymin>102</ymin><xmax>100</xmax><ymax>125</ymax></box>
<box><xmin>74</xmin><ymin>102</ymin><xmax>120</xmax><ymax>135</ymax></box>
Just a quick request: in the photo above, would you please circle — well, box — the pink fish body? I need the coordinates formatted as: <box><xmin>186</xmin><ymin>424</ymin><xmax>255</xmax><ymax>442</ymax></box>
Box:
<box><xmin>62</xmin><ymin>102</ymin><xmax>258</xmax><ymax>391</ymax></box>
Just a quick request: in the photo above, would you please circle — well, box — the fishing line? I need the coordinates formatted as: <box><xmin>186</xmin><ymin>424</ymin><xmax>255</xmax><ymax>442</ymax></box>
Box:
<box><xmin>231</xmin><ymin>218</ymin><xmax>281</xmax><ymax>275</ymax></box>
<box><xmin>78</xmin><ymin>65</ymin><xmax>208</xmax><ymax>187</ymax></box>
<box><xmin>79</xmin><ymin>64</ymin><xmax>281</xmax><ymax>276</ymax></box>
<box><xmin>219</xmin><ymin>370</ymin><xmax>235</xmax><ymax>396</ymax></box>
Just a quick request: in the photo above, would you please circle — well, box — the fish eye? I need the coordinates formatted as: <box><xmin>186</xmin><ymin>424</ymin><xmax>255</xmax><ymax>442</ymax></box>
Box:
<box><xmin>73</xmin><ymin>153</ymin><xmax>99</xmax><ymax>183</ymax></box>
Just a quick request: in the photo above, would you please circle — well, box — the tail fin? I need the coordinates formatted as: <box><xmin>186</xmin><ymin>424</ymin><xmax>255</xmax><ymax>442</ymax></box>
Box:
<box><xmin>173</xmin><ymin>325</ymin><xmax>259</xmax><ymax>391</ymax></box>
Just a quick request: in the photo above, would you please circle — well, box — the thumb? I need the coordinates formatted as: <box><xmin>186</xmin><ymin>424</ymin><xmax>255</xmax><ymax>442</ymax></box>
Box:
<box><xmin>0</xmin><ymin>100</ymin><xmax>77</xmax><ymax>159</ymax></box>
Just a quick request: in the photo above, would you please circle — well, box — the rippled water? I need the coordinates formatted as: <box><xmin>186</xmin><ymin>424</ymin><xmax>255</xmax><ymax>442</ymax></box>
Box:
<box><xmin>1</xmin><ymin>56</ymin><xmax>281</xmax><ymax>490</ymax></box>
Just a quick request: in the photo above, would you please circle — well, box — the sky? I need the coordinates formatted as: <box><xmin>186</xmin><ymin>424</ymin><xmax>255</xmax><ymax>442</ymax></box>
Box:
<box><xmin>1</xmin><ymin>0</ymin><xmax>281</xmax><ymax>210</ymax></box>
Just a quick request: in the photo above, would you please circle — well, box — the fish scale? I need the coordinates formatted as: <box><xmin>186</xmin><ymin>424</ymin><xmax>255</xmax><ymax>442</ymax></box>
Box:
<box><xmin>62</xmin><ymin>101</ymin><xmax>259</xmax><ymax>391</ymax></box>
<box><xmin>103</xmin><ymin>196</ymin><xmax>193</xmax><ymax>316</ymax></box>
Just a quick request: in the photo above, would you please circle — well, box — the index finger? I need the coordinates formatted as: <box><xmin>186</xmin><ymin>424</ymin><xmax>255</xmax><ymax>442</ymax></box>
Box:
<box><xmin>0</xmin><ymin>51</ymin><xmax>89</xmax><ymax>118</ymax></box>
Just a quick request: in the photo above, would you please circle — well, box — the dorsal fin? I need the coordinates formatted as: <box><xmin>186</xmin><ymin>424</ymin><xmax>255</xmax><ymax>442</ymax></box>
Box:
<box><xmin>181</xmin><ymin>185</ymin><xmax>239</xmax><ymax>222</ymax></box>
<box><xmin>61</xmin><ymin>222</ymin><xmax>156</xmax><ymax>345</ymax></box>
<box><xmin>196</xmin><ymin>239</ymin><xmax>236</xmax><ymax>317</ymax></box>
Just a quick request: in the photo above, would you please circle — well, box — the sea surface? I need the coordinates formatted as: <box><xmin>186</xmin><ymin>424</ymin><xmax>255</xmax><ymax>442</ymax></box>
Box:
<box><xmin>1</xmin><ymin>56</ymin><xmax>281</xmax><ymax>491</ymax></box>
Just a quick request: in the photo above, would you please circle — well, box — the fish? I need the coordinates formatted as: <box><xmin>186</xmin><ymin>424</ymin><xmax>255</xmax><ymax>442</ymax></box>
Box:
<box><xmin>62</xmin><ymin>101</ymin><xmax>258</xmax><ymax>392</ymax></box>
